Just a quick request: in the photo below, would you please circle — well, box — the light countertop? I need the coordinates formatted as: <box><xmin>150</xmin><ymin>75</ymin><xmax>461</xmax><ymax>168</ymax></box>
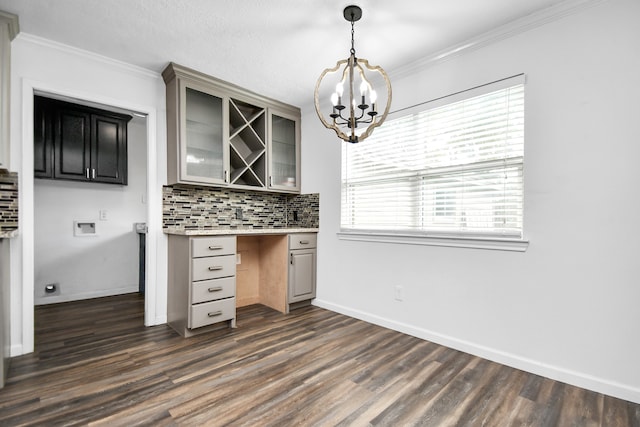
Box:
<box><xmin>164</xmin><ymin>227</ymin><xmax>318</xmax><ymax>236</ymax></box>
<box><xmin>0</xmin><ymin>229</ymin><xmax>18</xmax><ymax>239</ymax></box>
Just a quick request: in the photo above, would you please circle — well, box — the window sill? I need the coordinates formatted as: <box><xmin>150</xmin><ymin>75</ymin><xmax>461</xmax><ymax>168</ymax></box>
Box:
<box><xmin>337</xmin><ymin>231</ymin><xmax>529</xmax><ymax>252</ymax></box>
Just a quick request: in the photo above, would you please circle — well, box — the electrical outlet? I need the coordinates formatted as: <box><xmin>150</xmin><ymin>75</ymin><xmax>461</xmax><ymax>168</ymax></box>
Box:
<box><xmin>236</xmin><ymin>207</ymin><xmax>243</xmax><ymax>220</ymax></box>
<box><xmin>236</xmin><ymin>253</ymin><xmax>242</xmax><ymax>265</ymax></box>
<box><xmin>394</xmin><ymin>285</ymin><xmax>404</xmax><ymax>301</ymax></box>
<box><xmin>99</xmin><ymin>210</ymin><xmax>108</xmax><ymax>221</ymax></box>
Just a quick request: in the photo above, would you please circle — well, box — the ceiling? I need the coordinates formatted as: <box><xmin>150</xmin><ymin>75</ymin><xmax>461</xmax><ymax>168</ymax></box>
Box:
<box><xmin>0</xmin><ymin>0</ymin><xmax>567</xmax><ymax>108</ymax></box>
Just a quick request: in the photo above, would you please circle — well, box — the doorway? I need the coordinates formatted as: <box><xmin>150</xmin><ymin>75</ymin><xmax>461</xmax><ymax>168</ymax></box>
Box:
<box><xmin>17</xmin><ymin>81</ymin><xmax>162</xmax><ymax>355</ymax></box>
<box><xmin>33</xmin><ymin>93</ymin><xmax>148</xmax><ymax>308</ymax></box>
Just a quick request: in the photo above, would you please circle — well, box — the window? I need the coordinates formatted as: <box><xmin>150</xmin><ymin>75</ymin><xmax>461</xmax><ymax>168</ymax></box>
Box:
<box><xmin>341</xmin><ymin>75</ymin><xmax>525</xmax><ymax>243</ymax></box>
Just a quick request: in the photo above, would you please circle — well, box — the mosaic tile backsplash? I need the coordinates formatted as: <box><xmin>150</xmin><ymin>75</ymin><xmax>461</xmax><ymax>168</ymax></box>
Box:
<box><xmin>287</xmin><ymin>193</ymin><xmax>320</xmax><ymax>229</ymax></box>
<box><xmin>0</xmin><ymin>170</ymin><xmax>18</xmax><ymax>233</ymax></box>
<box><xmin>163</xmin><ymin>185</ymin><xmax>319</xmax><ymax>232</ymax></box>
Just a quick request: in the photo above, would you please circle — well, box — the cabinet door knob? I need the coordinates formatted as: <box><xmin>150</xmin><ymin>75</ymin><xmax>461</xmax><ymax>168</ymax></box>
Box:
<box><xmin>207</xmin><ymin>311</ymin><xmax>223</xmax><ymax>317</ymax></box>
<box><xmin>208</xmin><ymin>266</ymin><xmax>224</xmax><ymax>271</ymax></box>
<box><xmin>208</xmin><ymin>287</ymin><xmax>223</xmax><ymax>292</ymax></box>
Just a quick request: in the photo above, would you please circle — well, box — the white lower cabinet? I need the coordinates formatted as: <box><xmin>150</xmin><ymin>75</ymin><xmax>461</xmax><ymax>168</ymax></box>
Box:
<box><xmin>168</xmin><ymin>235</ymin><xmax>237</xmax><ymax>337</ymax></box>
<box><xmin>288</xmin><ymin>233</ymin><xmax>317</xmax><ymax>311</ymax></box>
<box><xmin>168</xmin><ymin>232</ymin><xmax>318</xmax><ymax>336</ymax></box>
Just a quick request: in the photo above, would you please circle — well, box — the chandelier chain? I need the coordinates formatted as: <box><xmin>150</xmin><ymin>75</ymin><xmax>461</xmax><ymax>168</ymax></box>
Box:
<box><xmin>350</xmin><ymin>19</ymin><xmax>356</xmax><ymax>55</ymax></box>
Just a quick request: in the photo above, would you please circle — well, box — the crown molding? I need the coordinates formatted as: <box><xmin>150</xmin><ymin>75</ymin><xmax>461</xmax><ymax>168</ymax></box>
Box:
<box><xmin>389</xmin><ymin>0</ymin><xmax>608</xmax><ymax>81</ymax></box>
<box><xmin>0</xmin><ymin>10</ymin><xmax>19</xmax><ymax>40</ymax></box>
<box><xmin>16</xmin><ymin>32</ymin><xmax>161</xmax><ymax>80</ymax></box>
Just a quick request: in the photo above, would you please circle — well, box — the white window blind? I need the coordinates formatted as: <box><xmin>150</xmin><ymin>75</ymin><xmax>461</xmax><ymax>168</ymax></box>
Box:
<box><xmin>341</xmin><ymin>75</ymin><xmax>525</xmax><ymax>239</ymax></box>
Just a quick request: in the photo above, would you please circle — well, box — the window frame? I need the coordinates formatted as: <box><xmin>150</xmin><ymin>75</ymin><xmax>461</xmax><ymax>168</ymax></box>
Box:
<box><xmin>338</xmin><ymin>74</ymin><xmax>529</xmax><ymax>252</ymax></box>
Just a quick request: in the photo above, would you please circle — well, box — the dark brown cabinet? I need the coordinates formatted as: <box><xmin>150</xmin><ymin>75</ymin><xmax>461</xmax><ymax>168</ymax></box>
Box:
<box><xmin>34</xmin><ymin>96</ymin><xmax>131</xmax><ymax>185</ymax></box>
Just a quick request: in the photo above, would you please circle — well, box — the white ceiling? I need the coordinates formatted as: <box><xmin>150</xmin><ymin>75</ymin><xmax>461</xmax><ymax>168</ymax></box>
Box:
<box><xmin>0</xmin><ymin>0</ymin><xmax>568</xmax><ymax>107</ymax></box>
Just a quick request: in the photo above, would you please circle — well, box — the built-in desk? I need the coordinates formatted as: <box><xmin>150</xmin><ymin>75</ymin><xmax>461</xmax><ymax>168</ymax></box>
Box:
<box><xmin>165</xmin><ymin>228</ymin><xmax>318</xmax><ymax>337</ymax></box>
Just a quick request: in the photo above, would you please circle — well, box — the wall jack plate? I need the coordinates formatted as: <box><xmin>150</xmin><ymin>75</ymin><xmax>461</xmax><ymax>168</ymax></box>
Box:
<box><xmin>73</xmin><ymin>221</ymin><xmax>97</xmax><ymax>237</ymax></box>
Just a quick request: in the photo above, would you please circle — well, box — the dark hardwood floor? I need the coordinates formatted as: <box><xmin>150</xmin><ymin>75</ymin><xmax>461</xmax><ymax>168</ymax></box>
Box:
<box><xmin>0</xmin><ymin>294</ymin><xmax>638</xmax><ymax>426</ymax></box>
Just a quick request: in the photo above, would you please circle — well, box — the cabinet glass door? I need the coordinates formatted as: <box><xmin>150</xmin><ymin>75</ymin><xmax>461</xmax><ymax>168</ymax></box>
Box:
<box><xmin>183</xmin><ymin>86</ymin><xmax>226</xmax><ymax>183</ymax></box>
<box><xmin>269</xmin><ymin>111</ymin><xmax>299</xmax><ymax>192</ymax></box>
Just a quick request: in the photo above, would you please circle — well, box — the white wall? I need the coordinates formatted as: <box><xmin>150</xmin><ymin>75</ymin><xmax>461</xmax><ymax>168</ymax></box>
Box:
<box><xmin>9</xmin><ymin>35</ymin><xmax>167</xmax><ymax>355</ymax></box>
<box><xmin>33</xmin><ymin>117</ymin><xmax>147</xmax><ymax>304</ymax></box>
<box><xmin>302</xmin><ymin>0</ymin><xmax>640</xmax><ymax>403</ymax></box>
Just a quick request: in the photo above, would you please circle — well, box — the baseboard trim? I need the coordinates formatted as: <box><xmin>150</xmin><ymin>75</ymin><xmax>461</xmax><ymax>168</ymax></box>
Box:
<box><xmin>312</xmin><ymin>299</ymin><xmax>640</xmax><ymax>405</ymax></box>
<box><xmin>34</xmin><ymin>286</ymin><xmax>139</xmax><ymax>306</ymax></box>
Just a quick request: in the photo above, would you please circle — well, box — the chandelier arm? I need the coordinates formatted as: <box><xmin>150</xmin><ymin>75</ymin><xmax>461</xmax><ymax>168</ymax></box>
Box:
<box><xmin>335</xmin><ymin>108</ymin><xmax>365</xmax><ymax>126</ymax></box>
<box><xmin>337</xmin><ymin>112</ymin><xmax>349</xmax><ymax>124</ymax></box>
<box><xmin>334</xmin><ymin>113</ymin><xmax>349</xmax><ymax>125</ymax></box>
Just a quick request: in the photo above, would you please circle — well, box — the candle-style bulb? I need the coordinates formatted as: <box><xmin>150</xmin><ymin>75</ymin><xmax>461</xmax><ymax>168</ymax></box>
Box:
<box><xmin>370</xmin><ymin>89</ymin><xmax>378</xmax><ymax>104</ymax></box>
<box><xmin>336</xmin><ymin>82</ymin><xmax>344</xmax><ymax>97</ymax></box>
<box><xmin>359</xmin><ymin>81</ymin><xmax>368</xmax><ymax>96</ymax></box>
<box><xmin>331</xmin><ymin>92</ymin><xmax>339</xmax><ymax>106</ymax></box>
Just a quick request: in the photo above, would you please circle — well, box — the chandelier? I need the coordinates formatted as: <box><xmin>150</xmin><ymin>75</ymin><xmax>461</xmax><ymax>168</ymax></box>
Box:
<box><xmin>314</xmin><ymin>5</ymin><xmax>392</xmax><ymax>143</ymax></box>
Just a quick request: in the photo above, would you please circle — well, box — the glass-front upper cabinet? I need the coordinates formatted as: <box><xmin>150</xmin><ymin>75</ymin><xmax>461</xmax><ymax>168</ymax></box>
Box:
<box><xmin>164</xmin><ymin>62</ymin><xmax>301</xmax><ymax>193</ymax></box>
<box><xmin>268</xmin><ymin>109</ymin><xmax>300</xmax><ymax>193</ymax></box>
<box><xmin>180</xmin><ymin>83</ymin><xmax>228</xmax><ymax>185</ymax></box>
<box><xmin>164</xmin><ymin>62</ymin><xmax>230</xmax><ymax>186</ymax></box>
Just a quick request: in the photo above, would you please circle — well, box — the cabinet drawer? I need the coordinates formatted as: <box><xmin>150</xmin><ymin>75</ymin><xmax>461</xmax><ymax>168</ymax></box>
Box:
<box><xmin>190</xmin><ymin>297</ymin><xmax>236</xmax><ymax>329</ymax></box>
<box><xmin>192</xmin><ymin>255</ymin><xmax>236</xmax><ymax>281</ymax></box>
<box><xmin>289</xmin><ymin>233</ymin><xmax>317</xmax><ymax>250</ymax></box>
<box><xmin>192</xmin><ymin>277</ymin><xmax>235</xmax><ymax>304</ymax></box>
<box><xmin>192</xmin><ymin>236</ymin><xmax>236</xmax><ymax>258</ymax></box>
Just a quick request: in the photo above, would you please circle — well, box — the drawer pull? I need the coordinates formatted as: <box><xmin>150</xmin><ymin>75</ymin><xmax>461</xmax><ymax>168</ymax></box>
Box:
<box><xmin>208</xmin><ymin>266</ymin><xmax>224</xmax><ymax>271</ymax></box>
<box><xmin>299</xmin><ymin>240</ymin><xmax>310</xmax><ymax>245</ymax></box>
<box><xmin>207</xmin><ymin>310</ymin><xmax>223</xmax><ymax>318</ymax></box>
<box><xmin>208</xmin><ymin>245</ymin><xmax>224</xmax><ymax>250</ymax></box>
<box><xmin>208</xmin><ymin>286</ymin><xmax>223</xmax><ymax>292</ymax></box>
